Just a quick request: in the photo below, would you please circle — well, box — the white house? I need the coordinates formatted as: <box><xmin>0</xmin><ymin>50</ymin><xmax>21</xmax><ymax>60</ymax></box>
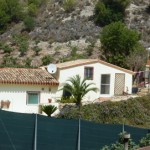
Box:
<box><xmin>0</xmin><ymin>68</ymin><xmax>59</xmax><ymax>113</ymax></box>
<box><xmin>0</xmin><ymin>59</ymin><xmax>134</xmax><ymax>113</ymax></box>
<box><xmin>52</xmin><ymin>59</ymin><xmax>134</xmax><ymax>102</ymax></box>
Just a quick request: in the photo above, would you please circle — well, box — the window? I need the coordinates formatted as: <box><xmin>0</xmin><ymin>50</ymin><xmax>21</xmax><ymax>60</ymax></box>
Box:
<box><xmin>62</xmin><ymin>85</ymin><xmax>71</xmax><ymax>98</ymax></box>
<box><xmin>84</xmin><ymin>67</ymin><xmax>94</xmax><ymax>80</ymax></box>
<box><xmin>101</xmin><ymin>74</ymin><xmax>110</xmax><ymax>94</ymax></box>
<box><xmin>27</xmin><ymin>92</ymin><xmax>40</xmax><ymax>105</ymax></box>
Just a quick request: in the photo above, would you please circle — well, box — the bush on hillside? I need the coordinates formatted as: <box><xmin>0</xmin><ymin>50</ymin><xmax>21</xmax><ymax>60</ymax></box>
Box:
<box><xmin>100</xmin><ymin>21</ymin><xmax>145</xmax><ymax>68</ymax></box>
<box><xmin>58</xmin><ymin>95</ymin><xmax>150</xmax><ymax>128</ymax></box>
<box><xmin>146</xmin><ymin>5</ymin><xmax>150</xmax><ymax>14</ymax></box>
<box><xmin>94</xmin><ymin>0</ymin><xmax>130</xmax><ymax>26</ymax></box>
<box><xmin>2</xmin><ymin>44</ymin><xmax>13</xmax><ymax>54</ymax></box>
<box><xmin>42</xmin><ymin>55</ymin><xmax>54</xmax><ymax>65</ymax></box>
<box><xmin>0</xmin><ymin>0</ymin><xmax>24</xmax><ymax>33</ymax></box>
<box><xmin>28</xmin><ymin>3</ymin><xmax>38</xmax><ymax>17</ymax></box>
<box><xmin>23</xmin><ymin>16</ymin><xmax>36</xmax><ymax>31</ymax></box>
<box><xmin>63</xmin><ymin>0</ymin><xmax>76</xmax><ymax>13</ymax></box>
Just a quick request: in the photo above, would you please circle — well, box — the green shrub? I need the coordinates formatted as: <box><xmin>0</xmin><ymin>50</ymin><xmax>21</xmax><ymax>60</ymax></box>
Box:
<box><xmin>139</xmin><ymin>133</ymin><xmax>150</xmax><ymax>147</ymax></box>
<box><xmin>12</xmin><ymin>34</ymin><xmax>29</xmax><ymax>56</ymax></box>
<box><xmin>24</xmin><ymin>57</ymin><xmax>32</xmax><ymax>67</ymax></box>
<box><xmin>24</xmin><ymin>16</ymin><xmax>35</xmax><ymax>31</ymax></box>
<box><xmin>146</xmin><ymin>5</ymin><xmax>150</xmax><ymax>14</ymax></box>
<box><xmin>33</xmin><ymin>46</ymin><xmax>41</xmax><ymax>56</ymax></box>
<box><xmin>2</xmin><ymin>56</ymin><xmax>18</xmax><ymax>67</ymax></box>
<box><xmin>63</xmin><ymin>0</ymin><xmax>76</xmax><ymax>13</ymax></box>
<box><xmin>58</xmin><ymin>95</ymin><xmax>150</xmax><ymax>128</ymax></box>
<box><xmin>19</xmin><ymin>41</ymin><xmax>29</xmax><ymax>56</ymax></box>
<box><xmin>101</xmin><ymin>132</ymin><xmax>138</xmax><ymax>150</ymax></box>
<box><xmin>42</xmin><ymin>105</ymin><xmax>57</xmax><ymax>117</ymax></box>
<box><xmin>42</xmin><ymin>55</ymin><xmax>54</xmax><ymax>65</ymax></box>
<box><xmin>0</xmin><ymin>0</ymin><xmax>24</xmax><ymax>32</ymax></box>
<box><xmin>94</xmin><ymin>0</ymin><xmax>130</xmax><ymax>26</ymax></box>
<box><xmin>60</xmin><ymin>97</ymin><xmax>76</xmax><ymax>103</ymax></box>
<box><xmin>2</xmin><ymin>44</ymin><xmax>13</xmax><ymax>54</ymax></box>
<box><xmin>28</xmin><ymin>3</ymin><xmax>38</xmax><ymax>16</ymax></box>
<box><xmin>28</xmin><ymin>0</ymin><xmax>44</xmax><ymax>7</ymax></box>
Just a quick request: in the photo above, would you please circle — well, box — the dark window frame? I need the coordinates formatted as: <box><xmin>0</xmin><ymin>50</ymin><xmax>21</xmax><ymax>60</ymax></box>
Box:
<box><xmin>84</xmin><ymin>67</ymin><xmax>94</xmax><ymax>80</ymax></box>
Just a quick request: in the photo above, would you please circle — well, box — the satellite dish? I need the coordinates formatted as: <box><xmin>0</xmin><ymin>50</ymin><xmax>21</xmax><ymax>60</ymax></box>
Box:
<box><xmin>47</xmin><ymin>64</ymin><xmax>57</xmax><ymax>74</ymax></box>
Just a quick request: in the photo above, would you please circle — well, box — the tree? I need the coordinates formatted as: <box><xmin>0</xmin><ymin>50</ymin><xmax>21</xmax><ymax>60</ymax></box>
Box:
<box><xmin>61</xmin><ymin>75</ymin><xmax>98</xmax><ymax>107</ymax></box>
<box><xmin>94</xmin><ymin>0</ymin><xmax>130</xmax><ymax>26</ymax></box>
<box><xmin>42</xmin><ymin>105</ymin><xmax>57</xmax><ymax>117</ymax></box>
<box><xmin>100</xmin><ymin>21</ymin><xmax>145</xmax><ymax>68</ymax></box>
<box><xmin>0</xmin><ymin>0</ymin><xmax>23</xmax><ymax>32</ymax></box>
<box><xmin>126</xmin><ymin>45</ymin><xmax>147</xmax><ymax>71</ymax></box>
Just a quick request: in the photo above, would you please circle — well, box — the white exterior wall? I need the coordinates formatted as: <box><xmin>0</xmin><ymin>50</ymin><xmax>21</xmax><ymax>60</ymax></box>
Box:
<box><xmin>0</xmin><ymin>84</ymin><xmax>58</xmax><ymax>113</ymax></box>
<box><xmin>56</xmin><ymin>62</ymin><xmax>132</xmax><ymax>102</ymax></box>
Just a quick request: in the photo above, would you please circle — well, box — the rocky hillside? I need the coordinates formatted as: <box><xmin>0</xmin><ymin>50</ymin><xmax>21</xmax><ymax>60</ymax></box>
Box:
<box><xmin>0</xmin><ymin>0</ymin><xmax>150</xmax><ymax>67</ymax></box>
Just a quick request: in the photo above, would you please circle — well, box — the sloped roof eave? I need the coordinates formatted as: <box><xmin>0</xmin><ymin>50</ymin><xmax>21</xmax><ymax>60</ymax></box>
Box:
<box><xmin>56</xmin><ymin>59</ymin><xmax>134</xmax><ymax>75</ymax></box>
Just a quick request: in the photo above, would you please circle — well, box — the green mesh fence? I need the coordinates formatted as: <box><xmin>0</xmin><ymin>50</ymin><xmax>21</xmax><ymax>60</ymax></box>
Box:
<box><xmin>0</xmin><ymin>110</ymin><xmax>149</xmax><ymax>150</ymax></box>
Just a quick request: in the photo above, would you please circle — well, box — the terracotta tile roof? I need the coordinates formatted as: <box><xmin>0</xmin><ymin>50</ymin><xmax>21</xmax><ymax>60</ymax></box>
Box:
<box><xmin>0</xmin><ymin>68</ymin><xmax>59</xmax><ymax>85</ymax></box>
<box><xmin>56</xmin><ymin>59</ymin><xmax>134</xmax><ymax>74</ymax></box>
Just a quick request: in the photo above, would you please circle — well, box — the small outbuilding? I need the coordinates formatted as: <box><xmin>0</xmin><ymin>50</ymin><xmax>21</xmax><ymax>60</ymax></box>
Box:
<box><xmin>53</xmin><ymin>59</ymin><xmax>134</xmax><ymax>102</ymax></box>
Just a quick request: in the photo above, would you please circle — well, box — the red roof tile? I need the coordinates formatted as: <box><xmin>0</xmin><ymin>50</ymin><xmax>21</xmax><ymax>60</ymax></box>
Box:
<box><xmin>0</xmin><ymin>68</ymin><xmax>59</xmax><ymax>85</ymax></box>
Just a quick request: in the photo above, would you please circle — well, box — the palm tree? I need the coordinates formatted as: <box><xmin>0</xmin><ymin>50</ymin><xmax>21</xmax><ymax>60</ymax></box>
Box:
<box><xmin>62</xmin><ymin>75</ymin><xmax>98</xmax><ymax>107</ymax></box>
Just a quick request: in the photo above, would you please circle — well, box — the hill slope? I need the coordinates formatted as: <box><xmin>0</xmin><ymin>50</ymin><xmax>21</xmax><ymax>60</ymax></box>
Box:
<box><xmin>0</xmin><ymin>0</ymin><xmax>149</xmax><ymax>67</ymax></box>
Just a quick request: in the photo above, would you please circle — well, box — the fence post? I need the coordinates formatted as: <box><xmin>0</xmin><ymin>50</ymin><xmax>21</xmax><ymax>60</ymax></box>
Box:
<box><xmin>124</xmin><ymin>133</ymin><xmax>130</xmax><ymax>150</ymax></box>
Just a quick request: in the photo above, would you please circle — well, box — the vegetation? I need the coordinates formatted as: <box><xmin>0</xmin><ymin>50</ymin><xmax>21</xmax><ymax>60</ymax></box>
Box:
<box><xmin>2</xmin><ymin>56</ymin><xmax>18</xmax><ymax>67</ymax></box>
<box><xmin>94</xmin><ymin>0</ymin><xmax>130</xmax><ymax>26</ymax></box>
<box><xmin>61</xmin><ymin>75</ymin><xmax>98</xmax><ymax>107</ymax></box>
<box><xmin>100</xmin><ymin>21</ymin><xmax>145</xmax><ymax>68</ymax></box>
<box><xmin>102</xmin><ymin>132</ymin><xmax>138</xmax><ymax>150</ymax></box>
<box><xmin>23</xmin><ymin>16</ymin><xmax>36</xmax><ymax>31</ymax></box>
<box><xmin>0</xmin><ymin>0</ymin><xmax>47</xmax><ymax>33</ymax></box>
<box><xmin>33</xmin><ymin>46</ymin><xmax>42</xmax><ymax>56</ymax></box>
<box><xmin>59</xmin><ymin>97</ymin><xmax>76</xmax><ymax>103</ymax></box>
<box><xmin>42</xmin><ymin>105</ymin><xmax>57</xmax><ymax>117</ymax></box>
<box><xmin>146</xmin><ymin>4</ymin><xmax>150</xmax><ymax>14</ymax></box>
<box><xmin>12</xmin><ymin>34</ymin><xmax>29</xmax><ymax>56</ymax></box>
<box><xmin>1</xmin><ymin>44</ymin><xmax>13</xmax><ymax>54</ymax></box>
<box><xmin>24</xmin><ymin>57</ymin><xmax>32</xmax><ymax>67</ymax></box>
<box><xmin>139</xmin><ymin>133</ymin><xmax>150</xmax><ymax>147</ymax></box>
<box><xmin>0</xmin><ymin>0</ymin><xmax>23</xmax><ymax>33</ymax></box>
<box><xmin>58</xmin><ymin>95</ymin><xmax>150</xmax><ymax>128</ymax></box>
<box><xmin>62</xmin><ymin>46</ymin><xmax>87</xmax><ymax>62</ymax></box>
<box><xmin>42</xmin><ymin>55</ymin><xmax>54</xmax><ymax>65</ymax></box>
<box><xmin>63</xmin><ymin>0</ymin><xmax>76</xmax><ymax>13</ymax></box>
<box><xmin>101</xmin><ymin>132</ymin><xmax>150</xmax><ymax>150</ymax></box>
